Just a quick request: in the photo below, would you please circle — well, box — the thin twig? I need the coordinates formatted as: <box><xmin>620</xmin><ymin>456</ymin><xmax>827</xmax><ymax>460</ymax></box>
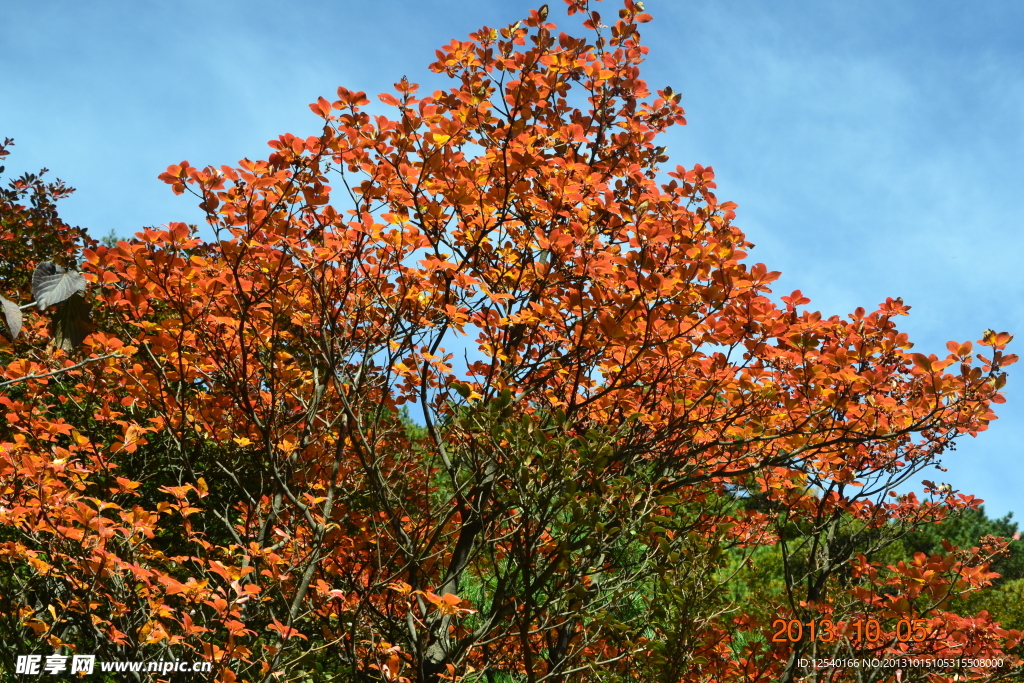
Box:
<box><xmin>0</xmin><ymin>352</ymin><xmax>126</xmax><ymax>388</ymax></box>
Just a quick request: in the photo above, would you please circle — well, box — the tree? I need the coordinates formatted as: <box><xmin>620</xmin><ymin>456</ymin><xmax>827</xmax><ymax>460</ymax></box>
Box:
<box><xmin>895</xmin><ymin>507</ymin><xmax>1024</xmax><ymax>632</ymax></box>
<box><xmin>0</xmin><ymin>138</ymin><xmax>93</xmax><ymax>298</ymax></box>
<box><xmin>0</xmin><ymin>139</ymin><xmax>98</xmax><ymax>351</ymax></box>
<box><xmin>0</xmin><ymin>1</ymin><xmax>1020</xmax><ymax>682</ymax></box>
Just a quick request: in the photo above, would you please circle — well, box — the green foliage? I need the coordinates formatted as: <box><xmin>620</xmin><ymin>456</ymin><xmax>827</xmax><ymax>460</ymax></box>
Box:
<box><xmin>900</xmin><ymin>507</ymin><xmax>1023</xmax><ymax>583</ymax></box>
<box><xmin>100</xmin><ymin>229</ymin><xmax>120</xmax><ymax>248</ymax></box>
<box><xmin>896</xmin><ymin>507</ymin><xmax>1024</xmax><ymax>630</ymax></box>
<box><xmin>399</xmin><ymin>405</ymin><xmax>429</xmax><ymax>442</ymax></box>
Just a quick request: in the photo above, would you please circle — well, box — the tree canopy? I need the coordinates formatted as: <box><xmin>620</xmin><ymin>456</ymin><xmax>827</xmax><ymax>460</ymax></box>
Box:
<box><xmin>0</xmin><ymin>2</ymin><xmax>1019</xmax><ymax>682</ymax></box>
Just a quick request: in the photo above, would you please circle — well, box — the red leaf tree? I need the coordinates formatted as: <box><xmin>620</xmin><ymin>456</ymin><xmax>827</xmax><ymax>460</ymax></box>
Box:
<box><xmin>0</xmin><ymin>2</ymin><xmax>1019</xmax><ymax>682</ymax></box>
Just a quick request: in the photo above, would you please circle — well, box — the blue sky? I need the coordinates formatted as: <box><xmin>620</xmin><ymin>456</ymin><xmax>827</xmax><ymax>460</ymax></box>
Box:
<box><xmin>2</xmin><ymin>0</ymin><xmax>1021</xmax><ymax>520</ymax></box>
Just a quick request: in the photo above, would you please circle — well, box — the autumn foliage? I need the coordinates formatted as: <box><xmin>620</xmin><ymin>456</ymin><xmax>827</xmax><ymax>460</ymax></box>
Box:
<box><xmin>0</xmin><ymin>1</ymin><xmax>1020</xmax><ymax>682</ymax></box>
